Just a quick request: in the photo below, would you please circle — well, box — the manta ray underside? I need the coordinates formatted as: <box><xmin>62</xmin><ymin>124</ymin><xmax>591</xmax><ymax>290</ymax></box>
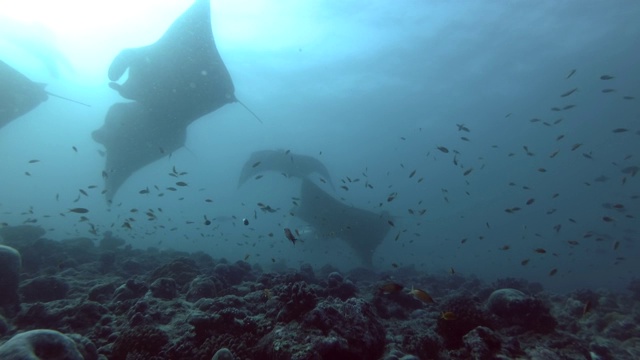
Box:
<box><xmin>295</xmin><ymin>179</ymin><xmax>393</xmax><ymax>267</ymax></box>
<box><xmin>0</xmin><ymin>60</ymin><xmax>48</xmax><ymax>129</ymax></box>
<box><xmin>92</xmin><ymin>0</ymin><xmax>237</xmax><ymax>202</ymax></box>
<box><xmin>238</xmin><ymin>149</ymin><xmax>335</xmax><ymax>189</ymax></box>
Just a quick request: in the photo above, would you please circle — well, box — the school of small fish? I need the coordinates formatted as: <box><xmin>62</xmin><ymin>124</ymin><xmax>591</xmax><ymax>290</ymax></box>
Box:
<box><xmin>1</xmin><ymin>67</ymin><xmax>637</xmax><ymax>289</ymax></box>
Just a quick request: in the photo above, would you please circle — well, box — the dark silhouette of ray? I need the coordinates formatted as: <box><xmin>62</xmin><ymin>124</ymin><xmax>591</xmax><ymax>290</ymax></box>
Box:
<box><xmin>0</xmin><ymin>60</ymin><xmax>48</xmax><ymax>129</ymax></box>
<box><xmin>295</xmin><ymin>179</ymin><xmax>393</xmax><ymax>267</ymax></box>
<box><xmin>238</xmin><ymin>150</ymin><xmax>334</xmax><ymax>189</ymax></box>
<box><xmin>93</xmin><ymin>0</ymin><xmax>257</xmax><ymax>202</ymax></box>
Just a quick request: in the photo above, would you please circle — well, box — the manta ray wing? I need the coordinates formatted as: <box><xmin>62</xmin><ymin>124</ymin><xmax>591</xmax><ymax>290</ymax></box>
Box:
<box><xmin>0</xmin><ymin>60</ymin><xmax>48</xmax><ymax>129</ymax></box>
<box><xmin>92</xmin><ymin>102</ymin><xmax>187</xmax><ymax>202</ymax></box>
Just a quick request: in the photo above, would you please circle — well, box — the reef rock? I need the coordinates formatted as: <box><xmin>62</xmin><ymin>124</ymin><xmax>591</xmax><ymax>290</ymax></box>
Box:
<box><xmin>0</xmin><ymin>329</ymin><xmax>84</xmax><ymax>360</ymax></box>
<box><xmin>0</xmin><ymin>244</ymin><xmax>21</xmax><ymax>316</ymax></box>
<box><xmin>487</xmin><ymin>288</ymin><xmax>556</xmax><ymax>333</ymax></box>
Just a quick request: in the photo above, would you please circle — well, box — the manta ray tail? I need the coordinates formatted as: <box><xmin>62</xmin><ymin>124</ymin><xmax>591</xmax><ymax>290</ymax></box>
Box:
<box><xmin>236</xmin><ymin>99</ymin><xmax>263</xmax><ymax>124</ymax></box>
<box><xmin>45</xmin><ymin>91</ymin><xmax>91</xmax><ymax>107</ymax></box>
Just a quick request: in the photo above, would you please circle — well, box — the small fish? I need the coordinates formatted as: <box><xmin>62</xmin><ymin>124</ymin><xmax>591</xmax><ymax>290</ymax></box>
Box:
<box><xmin>139</xmin><ymin>187</ymin><xmax>150</xmax><ymax>194</ymax></box>
<box><xmin>600</xmin><ymin>75</ymin><xmax>614</xmax><ymax>80</ymax></box>
<box><xmin>526</xmin><ymin>198</ymin><xmax>535</xmax><ymax>205</ymax></box>
<box><xmin>601</xmin><ymin>89</ymin><xmax>616</xmax><ymax>93</ymax></box>
<box><xmin>379</xmin><ymin>282</ymin><xmax>403</xmax><ymax>294</ymax></box>
<box><xmin>436</xmin><ymin>146</ymin><xmax>449</xmax><ymax>153</ymax></box>
<box><xmin>409</xmin><ymin>287</ymin><xmax>435</xmax><ymax>303</ymax></box>
<box><xmin>252</xmin><ymin>161</ymin><xmax>261</xmax><ymax>168</ymax></box>
<box><xmin>255</xmin><ymin>175</ymin><xmax>263</xmax><ymax>180</ymax></box>
<box><xmin>69</xmin><ymin>208</ymin><xmax>89</xmax><ymax>214</ymax></box>
<box><xmin>563</xmin><ymin>104</ymin><xmax>576</xmax><ymax>110</ymax></box>
<box><xmin>613</xmin><ymin>241</ymin><xmax>620</xmax><ymax>250</ymax></box>
<box><xmin>176</xmin><ymin>181</ymin><xmax>188</xmax><ymax>187</ymax></box>
<box><xmin>449</xmin><ymin>267</ymin><xmax>455</xmax><ymax>275</ymax></box>
<box><xmin>244</xmin><ymin>254</ymin><xmax>250</xmax><ymax>261</ymax></box>
<box><xmin>72</xmin><ymin>146</ymin><xmax>78</xmax><ymax>152</ymax></box>
<box><xmin>538</xmin><ymin>168</ymin><xmax>547</xmax><ymax>173</ymax></box>
<box><xmin>612</xmin><ymin>128</ymin><xmax>629</xmax><ymax>133</ymax></box>
<box><xmin>602</xmin><ymin>216</ymin><xmax>614</xmax><ymax>222</ymax></box>
<box><xmin>499</xmin><ymin>245</ymin><xmax>510</xmax><ymax>251</ymax></box>
<box><xmin>549</xmin><ymin>268</ymin><xmax>558</xmax><ymax>276</ymax></box>
<box><xmin>243</xmin><ymin>218</ymin><xmax>249</xmax><ymax>226</ymax></box>
<box><xmin>391</xmin><ymin>263</ymin><xmax>399</xmax><ymax>268</ymax></box>
<box><xmin>440</xmin><ymin>311</ymin><xmax>456</xmax><ymax>321</ymax></box>
<box><xmin>387</xmin><ymin>192</ymin><xmax>398</xmax><ymax>202</ymax></box>
<box><xmin>560</xmin><ymin>88</ymin><xmax>578</xmax><ymax>97</ymax></box>
<box><xmin>566</xmin><ymin>69</ymin><xmax>576</xmax><ymax>79</ymax></box>
<box><xmin>463</xmin><ymin>168</ymin><xmax>473</xmax><ymax>176</ymax></box>
<box><xmin>534</xmin><ymin>248</ymin><xmax>547</xmax><ymax>254</ymax></box>
<box><xmin>582</xmin><ymin>300</ymin><xmax>592</xmax><ymax>316</ymax></box>
<box><xmin>409</xmin><ymin>170</ymin><xmax>416</xmax><ymax>178</ymax></box>
<box><xmin>284</xmin><ymin>228</ymin><xmax>299</xmax><ymax>245</ymax></box>
<box><xmin>28</xmin><ymin>159</ymin><xmax>40</xmax><ymax>163</ymax></box>
<box><xmin>521</xmin><ymin>259</ymin><xmax>530</xmax><ymax>266</ymax></box>
<box><xmin>567</xmin><ymin>240</ymin><xmax>579</xmax><ymax>246</ymax></box>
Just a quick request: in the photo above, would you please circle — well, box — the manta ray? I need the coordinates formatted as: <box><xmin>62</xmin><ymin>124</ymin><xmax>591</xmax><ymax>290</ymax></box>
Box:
<box><xmin>0</xmin><ymin>60</ymin><xmax>48</xmax><ymax>129</ymax></box>
<box><xmin>93</xmin><ymin>0</ymin><xmax>257</xmax><ymax>202</ymax></box>
<box><xmin>294</xmin><ymin>179</ymin><xmax>393</xmax><ymax>267</ymax></box>
<box><xmin>238</xmin><ymin>150</ymin><xmax>335</xmax><ymax>188</ymax></box>
<box><xmin>0</xmin><ymin>60</ymin><xmax>88</xmax><ymax>129</ymax></box>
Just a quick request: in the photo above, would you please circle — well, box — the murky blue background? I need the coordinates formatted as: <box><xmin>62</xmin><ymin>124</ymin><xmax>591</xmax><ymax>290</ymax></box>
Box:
<box><xmin>1</xmin><ymin>0</ymin><xmax>639</xmax><ymax>292</ymax></box>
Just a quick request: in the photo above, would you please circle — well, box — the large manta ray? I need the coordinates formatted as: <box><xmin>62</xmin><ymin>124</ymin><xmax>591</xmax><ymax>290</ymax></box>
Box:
<box><xmin>238</xmin><ymin>150</ymin><xmax>335</xmax><ymax>189</ymax></box>
<box><xmin>294</xmin><ymin>179</ymin><xmax>393</xmax><ymax>267</ymax></box>
<box><xmin>92</xmin><ymin>0</ymin><xmax>238</xmax><ymax>201</ymax></box>
<box><xmin>0</xmin><ymin>60</ymin><xmax>48</xmax><ymax>129</ymax></box>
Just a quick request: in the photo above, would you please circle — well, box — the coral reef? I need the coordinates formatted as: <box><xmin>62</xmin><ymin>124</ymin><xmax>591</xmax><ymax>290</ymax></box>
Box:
<box><xmin>0</xmin><ymin>234</ymin><xmax>638</xmax><ymax>359</ymax></box>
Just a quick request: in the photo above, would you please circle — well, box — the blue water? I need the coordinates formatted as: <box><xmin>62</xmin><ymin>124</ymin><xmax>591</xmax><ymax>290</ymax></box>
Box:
<box><xmin>0</xmin><ymin>0</ymin><xmax>638</xmax><ymax>293</ymax></box>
